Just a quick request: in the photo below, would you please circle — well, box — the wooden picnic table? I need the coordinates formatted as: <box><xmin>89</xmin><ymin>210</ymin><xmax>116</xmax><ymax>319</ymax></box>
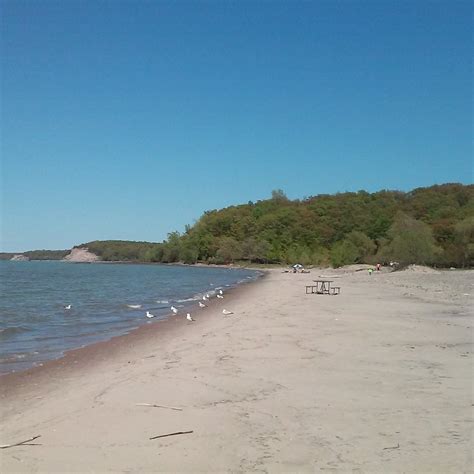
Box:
<box><xmin>305</xmin><ymin>280</ymin><xmax>333</xmax><ymax>295</ymax></box>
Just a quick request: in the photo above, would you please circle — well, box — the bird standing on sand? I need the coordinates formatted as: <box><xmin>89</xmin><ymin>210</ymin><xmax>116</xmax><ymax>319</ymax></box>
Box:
<box><xmin>219</xmin><ymin>290</ymin><xmax>223</xmax><ymax>295</ymax></box>
<box><xmin>64</xmin><ymin>304</ymin><xmax>72</xmax><ymax>310</ymax></box>
<box><xmin>186</xmin><ymin>313</ymin><xmax>194</xmax><ymax>322</ymax></box>
<box><xmin>222</xmin><ymin>309</ymin><xmax>233</xmax><ymax>315</ymax></box>
<box><xmin>203</xmin><ymin>295</ymin><xmax>209</xmax><ymax>301</ymax></box>
<box><xmin>146</xmin><ymin>311</ymin><xmax>155</xmax><ymax>318</ymax></box>
<box><xmin>217</xmin><ymin>294</ymin><xmax>224</xmax><ymax>299</ymax></box>
<box><xmin>198</xmin><ymin>301</ymin><xmax>207</xmax><ymax>308</ymax></box>
<box><xmin>171</xmin><ymin>306</ymin><xmax>178</xmax><ymax>314</ymax></box>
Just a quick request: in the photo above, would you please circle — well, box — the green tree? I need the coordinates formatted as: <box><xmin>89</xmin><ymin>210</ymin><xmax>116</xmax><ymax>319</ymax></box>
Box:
<box><xmin>330</xmin><ymin>240</ymin><xmax>359</xmax><ymax>267</ymax></box>
<box><xmin>385</xmin><ymin>212</ymin><xmax>440</xmax><ymax>265</ymax></box>
<box><xmin>216</xmin><ymin>237</ymin><xmax>242</xmax><ymax>263</ymax></box>
<box><xmin>454</xmin><ymin>216</ymin><xmax>474</xmax><ymax>267</ymax></box>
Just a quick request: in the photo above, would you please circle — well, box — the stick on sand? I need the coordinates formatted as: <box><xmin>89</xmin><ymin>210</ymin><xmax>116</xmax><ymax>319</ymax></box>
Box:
<box><xmin>0</xmin><ymin>435</ymin><xmax>42</xmax><ymax>449</ymax></box>
<box><xmin>149</xmin><ymin>430</ymin><xmax>193</xmax><ymax>440</ymax></box>
<box><xmin>136</xmin><ymin>403</ymin><xmax>183</xmax><ymax>411</ymax></box>
<box><xmin>383</xmin><ymin>443</ymin><xmax>400</xmax><ymax>450</ymax></box>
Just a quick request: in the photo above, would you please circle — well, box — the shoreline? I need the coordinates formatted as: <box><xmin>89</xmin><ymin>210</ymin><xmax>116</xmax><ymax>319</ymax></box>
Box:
<box><xmin>0</xmin><ymin>271</ymin><xmax>268</xmax><ymax>395</ymax></box>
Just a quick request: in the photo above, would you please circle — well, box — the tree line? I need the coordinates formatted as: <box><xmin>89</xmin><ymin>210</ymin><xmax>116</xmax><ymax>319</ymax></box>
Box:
<box><xmin>77</xmin><ymin>183</ymin><xmax>473</xmax><ymax>268</ymax></box>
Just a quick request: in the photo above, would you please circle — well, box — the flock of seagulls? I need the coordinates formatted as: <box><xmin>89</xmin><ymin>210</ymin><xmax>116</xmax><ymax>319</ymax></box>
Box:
<box><xmin>149</xmin><ymin>288</ymin><xmax>235</xmax><ymax>323</ymax></box>
<box><xmin>64</xmin><ymin>289</ymin><xmax>235</xmax><ymax>326</ymax></box>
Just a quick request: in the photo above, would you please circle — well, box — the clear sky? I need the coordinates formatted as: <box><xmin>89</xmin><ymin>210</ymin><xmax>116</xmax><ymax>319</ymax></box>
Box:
<box><xmin>1</xmin><ymin>0</ymin><xmax>472</xmax><ymax>252</ymax></box>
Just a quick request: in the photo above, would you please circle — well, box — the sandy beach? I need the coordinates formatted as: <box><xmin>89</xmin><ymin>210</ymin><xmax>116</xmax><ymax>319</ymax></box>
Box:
<box><xmin>1</xmin><ymin>267</ymin><xmax>472</xmax><ymax>473</ymax></box>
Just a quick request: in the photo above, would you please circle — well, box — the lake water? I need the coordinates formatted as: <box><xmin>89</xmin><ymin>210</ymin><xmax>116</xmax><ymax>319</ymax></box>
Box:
<box><xmin>0</xmin><ymin>261</ymin><xmax>260</xmax><ymax>374</ymax></box>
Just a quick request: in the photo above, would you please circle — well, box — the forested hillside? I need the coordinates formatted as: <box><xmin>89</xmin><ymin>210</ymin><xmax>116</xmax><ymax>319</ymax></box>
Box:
<box><xmin>0</xmin><ymin>250</ymin><xmax>69</xmax><ymax>260</ymax></box>
<box><xmin>77</xmin><ymin>183</ymin><xmax>473</xmax><ymax>267</ymax></box>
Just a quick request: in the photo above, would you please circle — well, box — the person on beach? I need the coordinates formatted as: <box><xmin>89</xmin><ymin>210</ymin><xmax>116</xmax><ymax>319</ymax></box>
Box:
<box><xmin>376</xmin><ymin>263</ymin><xmax>381</xmax><ymax>271</ymax></box>
<box><xmin>368</xmin><ymin>268</ymin><xmax>373</xmax><ymax>275</ymax></box>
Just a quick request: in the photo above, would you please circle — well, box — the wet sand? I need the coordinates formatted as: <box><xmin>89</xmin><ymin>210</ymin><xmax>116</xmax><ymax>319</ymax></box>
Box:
<box><xmin>1</xmin><ymin>268</ymin><xmax>472</xmax><ymax>472</ymax></box>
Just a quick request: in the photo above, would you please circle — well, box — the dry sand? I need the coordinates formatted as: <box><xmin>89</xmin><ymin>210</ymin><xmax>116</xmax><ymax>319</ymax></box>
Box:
<box><xmin>0</xmin><ymin>268</ymin><xmax>472</xmax><ymax>473</ymax></box>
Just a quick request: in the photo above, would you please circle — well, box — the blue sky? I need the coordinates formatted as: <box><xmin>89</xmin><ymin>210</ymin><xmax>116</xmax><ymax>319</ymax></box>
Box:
<box><xmin>1</xmin><ymin>1</ymin><xmax>471</xmax><ymax>251</ymax></box>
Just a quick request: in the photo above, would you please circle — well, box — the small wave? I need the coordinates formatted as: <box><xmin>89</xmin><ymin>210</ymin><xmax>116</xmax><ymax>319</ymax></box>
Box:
<box><xmin>156</xmin><ymin>300</ymin><xmax>169</xmax><ymax>304</ymax></box>
<box><xmin>0</xmin><ymin>326</ymin><xmax>29</xmax><ymax>339</ymax></box>
<box><xmin>176</xmin><ymin>297</ymin><xmax>199</xmax><ymax>303</ymax></box>
<box><xmin>0</xmin><ymin>352</ymin><xmax>30</xmax><ymax>363</ymax></box>
<box><xmin>126</xmin><ymin>304</ymin><xmax>142</xmax><ymax>309</ymax></box>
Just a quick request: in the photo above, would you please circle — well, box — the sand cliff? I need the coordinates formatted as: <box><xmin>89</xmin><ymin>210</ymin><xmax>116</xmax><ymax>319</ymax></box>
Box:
<box><xmin>63</xmin><ymin>247</ymin><xmax>100</xmax><ymax>262</ymax></box>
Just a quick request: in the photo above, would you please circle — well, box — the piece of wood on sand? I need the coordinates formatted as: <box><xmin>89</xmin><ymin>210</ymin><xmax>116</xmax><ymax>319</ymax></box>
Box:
<box><xmin>383</xmin><ymin>443</ymin><xmax>400</xmax><ymax>450</ymax></box>
<box><xmin>149</xmin><ymin>430</ymin><xmax>193</xmax><ymax>440</ymax></box>
<box><xmin>0</xmin><ymin>435</ymin><xmax>42</xmax><ymax>449</ymax></box>
<box><xmin>136</xmin><ymin>403</ymin><xmax>183</xmax><ymax>411</ymax></box>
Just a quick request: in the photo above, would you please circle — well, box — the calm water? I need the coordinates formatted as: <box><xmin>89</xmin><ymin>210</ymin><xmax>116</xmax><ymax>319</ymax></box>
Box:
<box><xmin>0</xmin><ymin>261</ymin><xmax>260</xmax><ymax>374</ymax></box>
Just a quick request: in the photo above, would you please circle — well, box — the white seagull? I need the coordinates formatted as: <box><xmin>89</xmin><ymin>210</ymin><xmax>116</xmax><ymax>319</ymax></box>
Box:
<box><xmin>219</xmin><ymin>289</ymin><xmax>223</xmax><ymax>295</ymax></box>
<box><xmin>146</xmin><ymin>311</ymin><xmax>155</xmax><ymax>318</ymax></box>
<box><xmin>170</xmin><ymin>306</ymin><xmax>178</xmax><ymax>314</ymax></box>
<box><xmin>217</xmin><ymin>294</ymin><xmax>224</xmax><ymax>299</ymax></box>
<box><xmin>186</xmin><ymin>313</ymin><xmax>194</xmax><ymax>322</ymax></box>
<box><xmin>222</xmin><ymin>309</ymin><xmax>234</xmax><ymax>315</ymax></box>
<box><xmin>64</xmin><ymin>304</ymin><xmax>72</xmax><ymax>310</ymax></box>
<box><xmin>198</xmin><ymin>301</ymin><xmax>207</xmax><ymax>308</ymax></box>
<box><xmin>203</xmin><ymin>295</ymin><xmax>209</xmax><ymax>301</ymax></box>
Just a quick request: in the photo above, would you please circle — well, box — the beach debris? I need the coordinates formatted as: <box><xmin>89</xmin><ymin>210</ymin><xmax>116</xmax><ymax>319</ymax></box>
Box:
<box><xmin>222</xmin><ymin>309</ymin><xmax>233</xmax><ymax>315</ymax></box>
<box><xmin>170</xmin><ymin>306</ymin><xmax>178</xmax><ymax>314</ymax></box>
<box><xmin>136</xmin><ymin>403</ymin><xmax>183</xmax><ymax>411</ymax></box>
<box><xmin>198</xmin><ymin>301</ymin><xmax>207</xmax><ymax>308</ymax></box>
<box><xmin>149</xmin><ymin>430</ymin><xmax>193</xmax><ymax>440</ymax></box>
<box><xmin>127</xmin><ymin>304</ymin><xmax>142</xmax><ymax>309</ymax></box>
<box><xmin>64</xmin><ymin>304</ymin><xmax>72</xmax><ymax>310</ymax></box>
<box><xmin>217</xmin><ymin>294</ymin><xmax>224</xmax><ymax>299</ymax></box>
<box><xmin>0</xmin><ymin>435</ymin><xmax>42</xmax><ymax>449</ymax></box>
<box><xmin>186</xmin><ymin>313</ymin><xmax>195</xmax><ymax>322</ymax></box>
<box><xmin>146</xmin><ymin>311</ymin><xmax>155</xmax><ymax>318</ymax></box>
<box><xmin>383</xmin><ymin>443</ymin><xmax>400</xmax><ymax>450</ymax></box>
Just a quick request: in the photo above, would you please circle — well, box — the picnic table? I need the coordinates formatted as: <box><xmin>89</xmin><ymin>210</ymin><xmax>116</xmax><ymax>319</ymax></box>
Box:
<box><xmin>305</xmin><ymin>280</ymin><xmax>341</xmax><ymax>295</ymax></box>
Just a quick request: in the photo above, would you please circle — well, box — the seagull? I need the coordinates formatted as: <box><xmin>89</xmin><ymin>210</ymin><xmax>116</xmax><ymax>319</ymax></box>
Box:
<box><xmin>146</xmin><ymin>311</ymin><xmax>155</xmax><ymax>318</ymax></box>
<box><xmin>64</xmin><ymin>304</ymin><xmax>72</xmax><ymax>310</ymax></box>
<box><xmin>170</xmin><ymin>306</ymin><xmax>178</xmax><ymax>314</ymax></box>
<box><xmin>222</xmin><ymin>309</ymin><xmax>233</xmax><ymax>315</ymax></box>
<box><xmin>186</xmin><ymin>313</ymin><xmax>194</xmax><ymax>322</ymax></box>
<box><xmin>203</xmin><ymin>295</ymin><xmax>209</xmax><ymax>301</ymax></box>
<box><xmin>219</xmin><ymin>289</ymin><xmax>223</xmax><ymax>295</ymax></box>
<box><xmin>217</xmin><ymin>294</ymin><xmax>224</xmax><ymax>299</ymax></box>
<box><xmin>198</xmin><ymin>301</ymin><xmax>207</xmax><ymax>308</ymax></box>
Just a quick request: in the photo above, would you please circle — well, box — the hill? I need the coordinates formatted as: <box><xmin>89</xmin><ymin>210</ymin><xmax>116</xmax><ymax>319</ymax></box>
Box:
<box><xmin>77</xmin><ymin>183</ymin><xmax>474</xmax><ymax>268</ymax></box>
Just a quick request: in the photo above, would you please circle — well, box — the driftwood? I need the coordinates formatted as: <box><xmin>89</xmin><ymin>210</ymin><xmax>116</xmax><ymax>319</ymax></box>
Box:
<box><xmin>150</xmin><ymin>430</ymin><xmax>193</xmax><ymax>440</ymax></box>
<box><xmin>0</xmin><ymin>435</ymin><xmax>41</xmax><ymax>449</ymax></box>
<box><xmin>383</xmin><ymin>443</ymin><xmax>400</xmax><ymax>450</ymax></box>
<box><xmin>136</xmin><ymin>403</ymin><xmax>183</xmax><ymax>411</ymax></box>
